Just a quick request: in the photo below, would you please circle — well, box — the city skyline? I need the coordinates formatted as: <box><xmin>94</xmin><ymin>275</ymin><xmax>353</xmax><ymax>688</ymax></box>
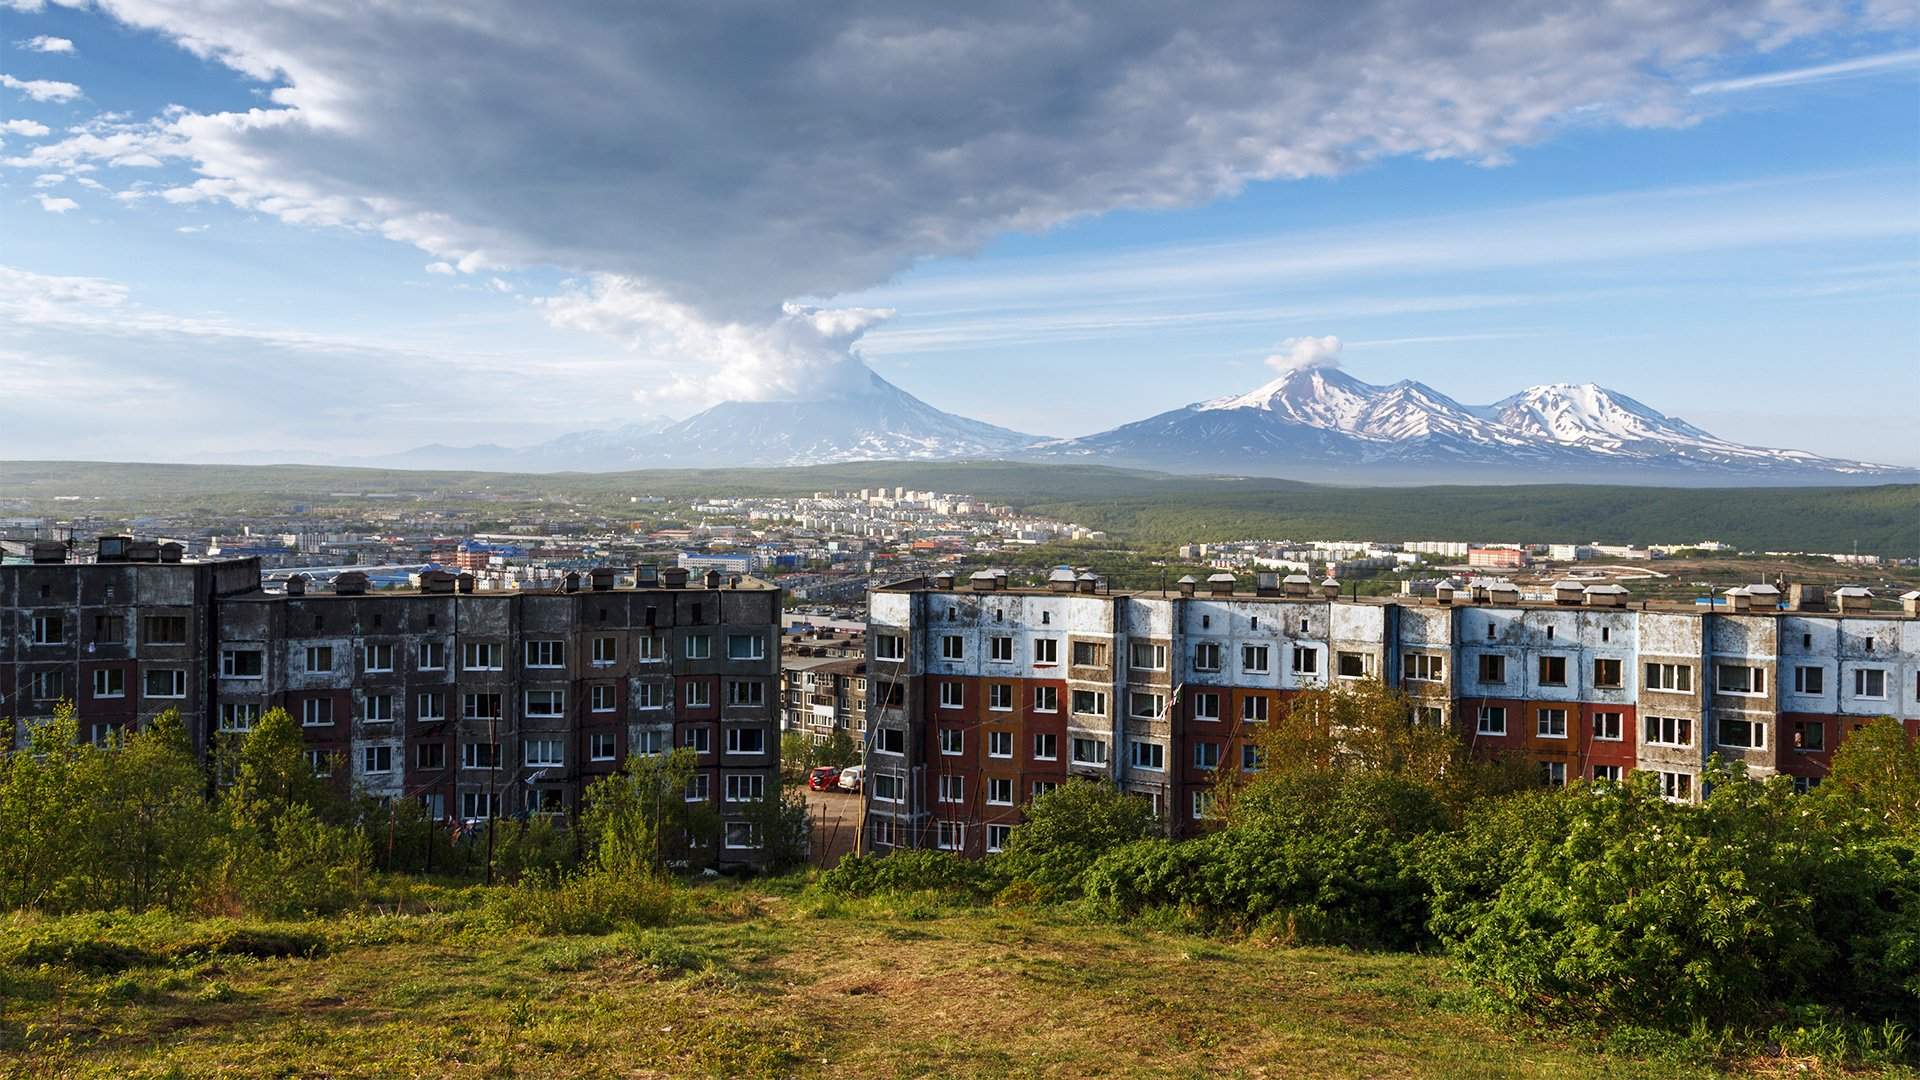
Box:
<box><xmin>1</xmin><ymin>3</ymin><xmax>1916</xmax><ymax>465</ymax></box>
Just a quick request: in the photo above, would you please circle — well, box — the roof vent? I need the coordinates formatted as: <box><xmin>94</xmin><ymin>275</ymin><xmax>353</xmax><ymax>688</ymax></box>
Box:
<box><xmin>1746</xmin><ymin>583</ymin><xmax>1781</xmax><ymax>612</ymax></box>
<box><xmin>969</xmin><ymin>569</ymin><xmax>999</xmax><ymax>592</ymax></box>
<box><xmin>1433</xmin><ymin>579</ymin><xmax>1457</xmax><ymax>605</ymax></box>
<box><xmin>1787</xmin><ymin>584</ymin><xmax>1827</xmax><ymax>612</ymax></box>
<box><xmin>1255</xmin><ymin>571</ymin><xmax>1282</xmax><ymax>597</ymax></box>
<box><xmin>1552</xmin><ymin>580</ymin><xmax>1584</xmax><ymax>605</ymax></box>
<box><xmin>1047</xmin><ymin>567</ymin><xmax>1078</xmax><ymax>593</ymax></box>
<box><xmin>286</xmin><ymin>573</ymin><xmax>309</xmax><ymax>596</ymax></box>
<box><xmin>457</xmin><ymin>572</ymin><xmax>476</xmax><ymax>594</ymax></box>
<box><xmin>1583</xmin><ymin>583</ymin><xmax>1629</xmax><ymax>608</ymax></box>
<box><xmin>590</xmin><ymin>566</ymin><xmax>615</xmax><ymax>591</ymax></box>
<box><xmin>1725</xmin><ymin>587</ymin><xmax>1752</xmax><ymax>613</ymax></box>
<box><xmin>1321</xmin><ymin>577</ymin><xmax>1341</xmax><ymax>599</ymax></box>
<box><xmin>1075</xmin><ymin>572</ymin><xmax>1098</xmax><ymax>594</ymax></box>
<box><xmin>661</xmin><ymin>566</ymin><xmax>690</xmax><ymax>589</ymax></box>
<box><xmin>704</xmin><ymin>569</ymin><xmax>722</xmax><ymax>590</ymax></box>
<box><xmin>1488</xmin><ymin>582</ymin><xmax>1520</xmax><ymax>604</ymax></box>
<box><xmin>1903</xmin><ymin>590</ymin><xmax>1919</xmax><ymax>618</ymax></box>
<box><xmin>159</xmin><ymin>542</ymin><xmax>184</xmax><ymax>564</ymax></box>
<box><xmin>1176</xmin><ymin>574</ymin><xmax>1198</xmax><ymax>597</ymax></box>
<box><xmin>126</xmin><ymin>540</ymin><xmax>161</xmax><ymax>563</ymax></box>
<box><xmin>95</xmin><ymin>536</ymin><xmax>130</xmax><ymax>562</ymax></box>
<box><xmin>1206</xmin><ymin>573</ymin><xmax>1236</xmax><ymax>597</ymax></box>
<box><xmin>420</xmin><ymin>569</ymin><xmax>456</xmax><ymax>595</ymax></box>
<box><xmin>31</xmin><ymin>540</ymin><xmax>68</xmax><ymax>565</ymax></box>
<box><xmin>1834</xmin><ymin>586</ymin><xmax>1873</xmax><ymax>615</ymax></box>
<box><xmin>333</xmin><ymin>571</ymin><xmax>369</xmax><ymax>596</ymax></box>
<box><xmin>1281</xmin><ymin>574</ymin><xmax>1312</xmax><ymax>597</ymax></box>
<box><xmin>931</xmin><ymin>572</ymin><xmax>955</xmax><ymax>590</ymax></box>
<box><xmin>636</xmin><ymin>564</ymin><xmax>660</xmax><ymax>587</ymax></box>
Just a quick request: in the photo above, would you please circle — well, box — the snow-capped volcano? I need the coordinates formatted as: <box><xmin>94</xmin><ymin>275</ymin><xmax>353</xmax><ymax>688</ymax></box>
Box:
<box><xmin>1032</xmin><ymin>369</ymin><xmax>1910</xmax><ymax>484</ymax></box>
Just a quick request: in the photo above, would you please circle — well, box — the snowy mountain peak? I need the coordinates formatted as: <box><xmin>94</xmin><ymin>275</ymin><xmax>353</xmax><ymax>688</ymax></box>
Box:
<box><xmin>1200</xmin><ymin>365</ymin><xmax>1377</xmax><ymax>425</ymax></box>
<box><xmin>1490</xmin><ymin>383</ymin><xmax>1717</xmax><ymax>447</ymax></box>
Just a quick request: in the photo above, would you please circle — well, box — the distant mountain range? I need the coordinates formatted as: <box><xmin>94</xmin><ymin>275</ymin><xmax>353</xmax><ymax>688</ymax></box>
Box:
<box><xmin>379</xmin><ymin>363</ymin><xmax>1912</xmax><ymax>484</ymax></box>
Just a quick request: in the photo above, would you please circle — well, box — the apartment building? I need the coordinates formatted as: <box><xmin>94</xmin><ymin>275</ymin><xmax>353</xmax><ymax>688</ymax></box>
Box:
<box><xmin>2</xmin><ymin>543</ymin><xmax>782</xmax><ymax>866</ymax></box>
<box><xmin>780</xmin><ymin>653</ymin><xmax>868</xmax><ymax>745</ymax></box>
<box><xmin>863</xmin><ymin>572</ymin><xmax>1920</xmax><ymax>856</ymax></box>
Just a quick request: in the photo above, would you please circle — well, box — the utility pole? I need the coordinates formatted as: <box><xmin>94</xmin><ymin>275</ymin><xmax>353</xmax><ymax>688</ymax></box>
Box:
<box><xmin>485</xmin><ymin>712</ymin><xmax>497</xmax><ymax>886</ymax></box>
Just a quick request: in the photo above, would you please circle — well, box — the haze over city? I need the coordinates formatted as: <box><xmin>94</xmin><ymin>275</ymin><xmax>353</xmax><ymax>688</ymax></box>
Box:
<box><xmin>0</xmin><ymin>2</ymin><xmax>1915</xmax><ymax>465</ymax></box>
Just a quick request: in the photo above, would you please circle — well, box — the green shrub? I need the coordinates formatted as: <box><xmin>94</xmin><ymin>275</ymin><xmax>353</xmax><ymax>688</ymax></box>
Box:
<box><xmin>818</xmin><ymin>850</ymin><xmax>996</xmax><ymax>899</ymax></box>
<box><xmin>482</xmin><ymin>869</ymin><xmax>689</xmax><ymax>935</ymax></box>
<box><xmin>996</xmin><ymin>779</ymin><xmax>1159</xmax><ymax>898</ymax></box>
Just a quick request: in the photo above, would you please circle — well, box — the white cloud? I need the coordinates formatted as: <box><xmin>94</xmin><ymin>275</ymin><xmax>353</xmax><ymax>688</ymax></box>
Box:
<box><xmin>35</xmin><ymin>192</ymin><xmax>76</xmax><ymax>212</ymax></box>
<box><xmin>18</xmin><ymin>35</ymin><xmax>75</xmax><ymax>54</ymax></box>
<box><xmin>175</xmin><ymin>223</ymin><xmax>206</xmax><ymax>233</ymax></box>
<box><xmin>541</xmin><ymin>276</ymin><xmax>892</xmax><ymax>404</ymax></box>
<box><xmin>1692</xmin><ymin>47</ymin><xmax>1920</xmax><ymax>93</ymax></box>
<box><xmin>0</xmin><ymin>72</ymin><xmax>81</xmax><ymax>102</ymax></box>
<box><xmin>423</xmin><ymin>261</ymin><xmax>455</xmax><ymax>275</ymax></box>
<box><xmin>1265</xmin><ymin>336</ymin><xmax>1342</xmax><ymax>373</ymax></box>
<box><xmin>31</xmin><ymin>171</ymin><xmax>61</xmax><ymax>186</ymax></box>
<box><xmin>0</xmin><ymin>118</ymin><xmax>49</xmax><ymax>136</ymax></box>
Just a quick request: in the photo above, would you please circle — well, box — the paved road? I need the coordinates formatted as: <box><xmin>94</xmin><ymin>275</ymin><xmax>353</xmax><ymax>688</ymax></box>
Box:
<box><xmin>802</xmin><ymin>787</ymin><xmax>861</xmax><ymax>868</ymax></box>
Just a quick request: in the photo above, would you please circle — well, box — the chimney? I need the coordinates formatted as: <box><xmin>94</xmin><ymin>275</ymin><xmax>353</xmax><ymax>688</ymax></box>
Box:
<box><xmin>1321</xmin><ymin>577</ymin><xmax>1341</xmax><ymax>599</ymax></box>
<box><xmin>286</xmin><ymin>573</ymin><xmax>309</xmax><ymax>596</ymax></box>
<box><xmin>1047</xmin><ymin>568</ymin><xmax>1077</xmax><ymax>592</ymax></box>
<box><xmin>1552</xmin><ymin>580</ymin><xmax>1583</xmax><ymax>606</ymax></box>
<box><xmin>635</xmin><ymin>564</ymin><xmax>660</xmax><ymax>588</ymax></box>
<box><xmin>1255</xmin><ymin>571</ymin><xmax>1282</xmax><ymax>597</ymax></box>
<box><xmin>31</xmin><ymin>540</ymin><xmax>68</xmax><ymax>564</ymax></box>
<box><xmin>1746</xmin><ymin>584</ymin><xmax>1780</xmax><ymax>612</ymax></box>
<box><xmin>661</xmin><ymin>566</ymin><xmax>689</xmax><ymax>589</ymax></box>
<box><xmin>1176</xmin><ymin>575</ymin><xmax>1198</xmax><ymax>597</ymax></box>
<box><xmin>590</xmin><ymin>566</ymin><xmax>615</xmax><ymax>591</ymax></box>
<box><xmin>1583</xmin><ymin>584</ymin><xmax>1628</xmax><ymax>608</ymax></box>
<box><xmin>703</xmin><ymin>569</ymin><xmax>722</xmax><ymax>590</ymax></box>
<box><xmin>931</xmin><ymin>571</ymin><xmax>955</xmax><ymax>590</ymax></box>
<box><xmin>969</xmin><ymin>569</ymin><xmax>999</xmax><ymax>592</ymax></box>
<box><xmin>563</xmin><ymin>571</ymin><xmax>580</xmax><ymax>593</ymax></box>
<box><xmin>333</xmin><ymin>571</ymin><xmax>369</xmax><ymax>596</ymax></box>
<box><xmin>1787</xmin><ymin>584</ymin><xmax>1827</xmax><ymax>612</ymax></box>
<box><xmin>421</xmin><ymin>570</ymin><xmax>456</xmax><ymax>595</ymax></box>
<box><xmin>1433</xmin><ymin>579</ymin><xmax>1457</xmax><ymax>605</ymax></box>
<box><xmin>95</xmin><ymin>536</ymin><xmax>130</xmax><ymax>562</ymax></box>
<box><xmin>1903</xmin><ymin>591</ymin><xmax>1919</xmax><ymax>617</ymax></box>
<box><xmin>1076</xmin><ymin>572</ymin><xmax>1098</xmax><ymax>594</ymax></box>
<box><xmin>1206</xmin><ymin>573</ymin><xmax>1236</xmax><ymax>597</ymax></box>
<box><xmin>1834</xmin><ymin>587</ymin><xmax>1873</xmax><ymax>615</ymax></box>
<box><xmin>159</xmin><ymin>542</ymin><xmax>184</xmax><ymax>564</ymax></box>
<box><xmin>457</xmin><ymin>572</ymin><xmax>476</xmax><ymax>594</ymax></box>
<box><xmin>1726</xmin><ymin>587</ymin><xmax>1752</xmax><ymax>613</ymax></box>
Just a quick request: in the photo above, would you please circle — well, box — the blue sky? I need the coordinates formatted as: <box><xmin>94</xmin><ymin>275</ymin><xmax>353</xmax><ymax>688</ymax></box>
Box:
<box><xmin>1</xmin><ymin>2</ymin><xmax>1916</xmax><ymax>466</ymax></box>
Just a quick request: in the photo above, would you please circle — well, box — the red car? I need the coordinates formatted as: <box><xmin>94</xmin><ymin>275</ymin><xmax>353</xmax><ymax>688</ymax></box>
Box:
<box><xmin>807</xmin><ymin>766</ymin><xmax>841</xmax><ymax>791</ymax></box>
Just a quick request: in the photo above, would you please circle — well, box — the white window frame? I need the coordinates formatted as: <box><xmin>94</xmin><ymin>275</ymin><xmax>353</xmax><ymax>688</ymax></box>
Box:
<box><xmin>727</xmin><ymin>634</ymin><xmax>766</xmax><ymax>661</ymax></box>
<box><xmin>1536</xmin><ymin>708</ymin><xmax>1567</xmax><ymax>740</ymax></box>
<box><xmin>1645</xmin><ymin>715</ymin><xmax>1693</xmax><ymax>748</ymax></box>
<box><xmin>986</xmin><ymin>777</ymin><xmax>1014</xmax><ymax>806</ymax></box>
<box><xmin>1128</xmin><ymin>739</ymin><xmax>1164</xmax><ymax>771</ymax></box>
<box><xmin>724</xmin><ymin>773</ymin><xmax>766</xmax><ymax>803</ymax></box>
<box><xmin>1593</xmin><ymin>711</ymin><xmax>1623</xmax><ymax>741</ymax></box>
<box><xmin>1404</xmin><ymin>652</ymin><xmax>1444</xmax><ymax>682</ymax></box>
<box><xmin>363</xmin><ymin>745</ymin><xmax>394</xmax><ymax>774</ymax></box>
<box><xmin>1476</xmin><ymin>705</ymin><xmax>1507</xmax><ymax>736</ymax></box>
<box><xmin>1854</xmin><ymin>667</ymin><xmax>1888</xmax><ymax>700</ymax></box>
<box><xmin>938</xmin><ymin>775</ymin><xmax>964</xmax><ymax>804</ymax></box>
<box><xmin>939</xmin><ymin>682</ymin><xmax>964</xmax><ymax>709</ymax></box>
<box><xmin>1071</xmin><ymin>737</ymin><xmax>1107</xmax><ymax>766</ymax></box>
<box><xmin>1033</xmin><ymin>732</ymin><xmax>1058</xmax><ymax>761</ymax></box>
<box><xmin>988</xmin><ymin>683</ymin><xmax>1014</xmax><ymax>711</ymax></box>
<box><xmin>301</xmin><ymin>697</ymin><xmax>334</xmax><ymax>727</ymax></box>
<box><xmin>221</xmin><ymin>648</ymin><xmax>264</xmax><ymax>679</ymax></box>
<box><xmin>1645</xmin><ymin>662</ymin><xmax>1693</xmax><ymax>693</ymax></box>
<box><xmin>684</xmin><ymin>634</ymin><xmax>712</xmax><ymax>661</ymax></box>
<box><xmin>936</xmin><ymin>820</ymin><xmax>965</xmax><ymax>851</ymax></box>
<box><xmin>145</xmin><ymin>667</ymin><xmax>188</xmax><ymax>699</ymax></box>
<box><xmin>1715</xmin><ymin>664</ymin><xmax>1766</xmax><ymax>696</ymax></box>
<box><xmin>989</xmin><ymin>636</ymin><xmax>1013</xmax><ymax>663</ymax></box>
<box><xmin>939</xmin><ymin>727</ymin><xmax>963</xmax><ymax>756</ymax></box>
<box><xmin>941</xmin><ymin>635</ymin><xmax>965</xmax><ymax>661</ymax></box>
<box><xmin>524</xmin><ymin>689</ymin><xmax>566</xmax><ymax>719</ymax></box>
<box><xmin>364</xmin><ymin>642</ymin><xmax>395</xmax><ymax>673</ymax></box>
<box><xmin>461</xmin><ymin>641</ymin><xmax>502</xmax><ymax>671</ymax></box>
<box><xmin>685</xmin><ymin>681</ymin><xmax>712</xmax><ymax>709</ymax></box>
<box><xmin>591</xmin><ymin>684</ymin><xmax>618</xmax><ymax>713</ymax></box>
<box><xmin>1033</xmin><ymin>638</ymin><xmax>1060</xmax><ymax>665</ymax></box>
<box><xmin>988</xmin><ymin>730</ymin><xmax>1013</xmax><ymax>758</ymax></box>
<box><xmin>365</xmin><ymin>692</ymin><xmax>394</xmax><ymax>723</ymax></box>
<box><xmin>525</xmin><ymin>640</ymin><xmax>565</xmax><ymax>669</ymax></box>
<box><xmin>590</xmin><ymin>732</ymin><xmax>619</xmax><ymax>761</ymax></box>
<box><xmin>591</xmin><ymin>636</ymin><xmax>618</xmax><ymax>666</ymax></box>
<box><xmin>986</xmin><ymin>824</ymin><xmax>1010</xmax><ymax>853</ymax></box>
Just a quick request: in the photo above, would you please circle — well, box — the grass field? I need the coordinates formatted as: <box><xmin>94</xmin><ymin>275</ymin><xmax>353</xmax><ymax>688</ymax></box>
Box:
<box><xmin>0</xmin><ymin>879</ymin><xmax>1892</xmax><ymax>1080</ymax></box>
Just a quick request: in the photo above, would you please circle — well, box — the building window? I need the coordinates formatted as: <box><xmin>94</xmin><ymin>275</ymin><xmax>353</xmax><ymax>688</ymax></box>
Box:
<box><xmin>939</xmin><ymin>728</ymin><xmax>963</xmax><ymax>755</ymax></box>
<box><xmin>1337</xmin><ymin>651</ymin><xmax>1369</xmax><ymax>678</ymax></box>
<box><xmin>724</xmin><ymin>774</ymin><xmax>766</xmax><ymax>802</ymax></box>
<box><xmin>1404</xmin><ymin>653</ymin><xmax>1444</xmax><ymax>682</ymax></box>
<box><xmin>524</xmin><ymin>690</ymin><xmax>566</xmax><ymax>718</ymax></box>
<box><xmin>462</xmin><ymin>692</ymin><xmax>502</xmax><ymax>721</ymax></box>
<box><xmin>1030</xmin><ymin>780</ymin><xmax>1060</xmax><ymax>800</ymax></box>
<box><xmin>1658</xmin><ymin>771</ymin><xmax>1693</xmax><ymax>802</ymax></box>
<box><xmin>685</xmin><ymin>727</ymin><xmax>710</xmax><ymax>755</ymax></box>
<box><xmin>525</xmin><ymin>640</ymin><xmax>565</xmax><ymax>669</ymax></box>
<box><xmin>986</xmin><ymin>824</ymin><xmax>1011</xmax><ymax>853</ymax></box>
<box><xmin>1026</xmin><ymin>685</ymin><xmax>1056</xmax><ymax>713</ymax></box>
<box><xmin>416</xmin><ymin>742</ymin><xmax>446</xmax><ymax>770</ymax></box>
<box><xmin>591</xmin><ymin>684</ymin><xmax>618</xmax><ymax>713</ymax></box>
<box><xmin>1716</xmin><ymin>665</ymin><xmax>1766</xmax><ymax>696</ymax></box>
<box><xmin>636</xmin><ymin>634</ymin><xmax>664</xmax><ymax>662</ymax></box>
<box><xmin>685</xmin><ymin>773</ymin><xmax>710</xmax><ymax>802</ymax></box>
<box><xmin>1539</xmin><ymin>761</ymin><xmax>1567</xmax><ymax>788</ymax></box>
<box><xmin>1071</xmin><ymin>689</ymin><xmax>1107</xmax><ymax>716</ymax></box>
<box><xmin>936</xmin><ymin>821</ymin><xmax>966</xmax><ymax>850</ymax></box>
<box><xmin>633</xmin><ymin>730</ymin><xmax>663</xmax><ymax>756</ymax></box>
<box><xmin>686</xmin><ymin>682</ymin><xmax>712</xmax><ymax>709</ymax></box>
<box><xmin>1242</xmin><ymin>645</ymin><xmax>1271</xmax><ymax>674</ymax></box>
<box><xmin>989</xmin><ymin>636</ymin><xmax>1013</xmax><ymax>662</ymax></box>
<box><xmin>941</xmin><ymin>635</ymin><xmax>965</xmax><ymax>661</ymax></box>
<box><xmin>874</xmin><ymin>635</ymin><xmax>905</xmax><ymax>662</ymax></box>
<box><xmin>463</xmin><ymin>741</ymin><xmax>501</xmax><ymax>769</ymax></box>
<box><xmin>1191</xmin><ymin>790</ymin><xmax>1216</xmax><ymax>821</ymax></box>
<box><xmin>1792</xmin><ymin>776</ymin><xmax>1822</xmax><ymax>795</ymax></box>
<box><xmin>1192</xmin><ymin>642</ymin><xmax>1222</xmax><ymax>672</ymax></box>
<box><xmin>460</xmin><ymin>791</ymin><xmax>501</xmax><ymax>820</ymax></box>
<box><xmin>1290</xmin><ymin>647</ymin><xmax>1317</xmax><ymax>675</ymax></box>
<box><xmin>365</xmin><ymin>693</ymin><xmax>394</xmax><ymax>723</ymax></box>
<box><xmin>727</xmin><ymin>680</ymin><xmax>765</xmax><ymax>707</ymax></box>
<box><xmin>1478</xmin><ymin>654</ymin><xmax>1506</xmax><ymax>684</ymax></box>
<box><xmin>590</xmin><ymin>636</ymin><xmax>618</xmax><ymax>666</ymax></box>
<box><xmin>1793</xmin><ymin>666</ymin><xmax>1824</xmax><ymax>695</ymax></box>
<box><xmin>989</xmin><ymin>683</ymin><xmax>1013</xmax><ymax>711</ymax></box>
<box><xmin>1129</xmin><ymin>740</ymin><xmax>1164</xmax><ymax>771</ymax></box>
<box><xmin>302</xmin><ymin>698</ymin><xmax>334</xmax><ymax>727</ymax></box>
<box><xmin>988</xmin><ymin>730</ymin><xmax>1013</xmax><ymax>758</ymax></box>
<box><xmin>1592</xmin><ymin>764</ymin><xmax>1623</xmax><ymax>782</ymax></box>
<box><xmin>727</xmin><ymin>634</ymin><xmax>765</xmax><ymax>661</ymax></box>
<box><xmin>1477</xmin><ymin>706</ymin><xmax>1507</xmax><ymax>736</ymax></box>
<box><xmin>92</xmin><ymin>615</ymin><xmax>124</xmax><ymax>645</ymax></box>
<box><xmin>1853</xmin><ymin>668</ymin><xmax>1888</xmax><ymax>699</ymax></box>
<box><xmin>1242</xmin><ymin>696</ymin><xmax>1269</xmax><ymax>723</ymax></box>
<box><xmin>140</xmin><ymin>668</ymin><xmax>186</xmax><ymax>699</ymax></box>
<box><xmin>634</xmin><ymin>683</ymin><xmax>663</xmax><ymax>710</ymax></box>
<box><xmin>939</xmin><ymin>682</ymin><xmax>964</xmax><ymax>709</ymax></box>
<box><xmin>143</xmin><ymin>616</ymin><xmax>188</xmax><ymax>645</ymax></box>
<box><xmin>1242</xmin><ymin>744</ymin><xmax>1264</xmax><ymax>772</ymax></box>
<box><xmin>589</xmin><ymin>732</ymin><xmax>619</xmax><ymax>761</ymax></box>
<box><xmin>1645</xmin><ymin>715</ymin><xmax>1692</xmax><ymax>747</ymax></box>
<box><xmin>1645</xmin><ymin>662</ymin><xmax>1693</xmax><ymax>693</ymax></box>
<box><xmin>1072</xmin><ymin>641</ymin><xmax>1107</xmax><ymax>666</ymax></box>
<box><xmin>1033</xmin><ymin>732</ymin><xmax>1058</xmax><ymax>761</ymax></box>
<box><xmin>219</xmin><ymin>702</ymin><xmax>260</xmax><ymax>732</ymax></box>
<box><xmin>1193</xmin><ymin>692</ymin><xmax>1221</xmax><ymax>721</ymax></box>
<box><xmin>1718</xmin><ymin>717</ymin><xmax>1766</xmax><ymax>750</ymax></box>
<box><xmin>461</xmin><ymin>642</ymin><xmax>502</xmax><ymax>671</ymax></box>
<box><xmin>986</xmin><ymin>777</ymin><xmax>1014</xmax><ymax>806</ymax></box>
<box><xmin>685</xmin><ymin>635</ymin><xmax>712</xmax><ymax>661</ymax></box>
<box><xmin>306</xmin><ymin>749</ymin><xmax>333</xmax><ymax>778</ymax></box>
<box><xmin>871</xmin><ymin>770</ymin><xmax>903</xmax><ymax>803</ymax></box>
<box><xmin>305</xmin><ymin>645</ymin><xmax>335</xmax><ymax>673</ymax></box>
<box><xmin>938</xmin><ymin>775</ymin><xmax>964</xmax><ymax>804</ymax></box>
<box><xmin>1537</xmin><ymin>655</ymin><xmax>1568</xmax><ymax>687</ymax></box>
<box><xmin>1034</xmin><ymin>638</ymin><xmax>1060</xmax><ymax>665</ymax></box>
<box><xmin>30</xmin><ymin>613</ymin><xmax>65</xmax><ymax>646</ymax></box>
<box><xmin>363</xmin><ymin>643</ymin><xmax>394</xmax><ymax>673</ymax></box>
<box><xmin>1593</xmin><ymin>658</ymin><xmax>1622</xmax><ymax>689</ymax></box>
<box><xmin>221</xmin><ymin>648</ymin><xmax>264</xmax><ymax>678</ymax></box>
<box><xmin>1791</xmin><ymin>719</ymin><xmax>1825</xmax><ymax>751</ymax></box>
<box><xmin>363</xmin><ymin>745</ymin><xmax>394</xmax><ymax>774</ymax></box>
<box><xmin>875</xmin><ymin>727</ymin><xmax>905</xmax><ymax>754</ymax></box>
<box><xmin>1415</xmin><ymin>705</ymin><xmax>1445</xmax><ymax>727</ymax></box>
<box><xmin>1537</xmin><ymin>708</ymin><xmax>1567</xmax><ymax>739</ymax></box>
<box><xmin>92</xmin><ymin>668</ymin><xmax>125</xmax><ymax>699</ymax></box>
<box><xmin>412</xmin><ymin>691</ymin><xmax>444</xmax><ymax>721</ymax></box>
<box><xmin>1129</xmin><ymin>642</ymin><xmax>1167</xmax><ymax>671</ymax></box>
<box><xmin>419</xmin><ymin>641</ymin><xmax>446</xmax><ymax>670</ymax></box>
<box><xmin>1593</xmin><ymin>711</ymin><xmax>1623</xmax><ymax>741</ymax></box>
<box><xmin>1193</xmin><ymin>742</ymin><xmax>1221</xmax><ymax>771</ymax></box>
<box><xmin>725</xmin><ymin>727</ymin><xmax>767</xmax><ymax>755</ymax></box>
<box><xmin>1067</xmin><ymin>737</ymin><xmax>1107</xmax><ymax>767</ymax></box>
<box><xmin>1129</xmin><ymin>692</ymin><xmax>1164</xmax><ymax>719</ymax></box>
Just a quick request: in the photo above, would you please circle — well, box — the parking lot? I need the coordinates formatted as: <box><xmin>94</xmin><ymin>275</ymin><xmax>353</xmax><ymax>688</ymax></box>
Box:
<box><xmin>803</xmin><ymin>786</ymin><xmax>861</xmax><ymax>868</ymax></box>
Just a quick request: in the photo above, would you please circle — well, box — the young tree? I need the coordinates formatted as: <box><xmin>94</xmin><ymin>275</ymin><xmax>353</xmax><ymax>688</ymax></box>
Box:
<box><xmin>999</xmin><ymin>779</ymin><xmax>1159</xmax><ymax>895</ymax></box>
<box><xmin>580</xmin><ymin>748</ymin><xmax>718</xmax><ymax>876</ymax></box>
<box><xmin>1821</xmin><ymin>715</ymin><xmax>1920</xmax><ymax>837</ymax></box>
<box><xmin>0</xmin><ymin>703</ymin><xmax>97</xmax><ymax>909</ymax></box>
<box><xmin>93</xmin><ymin>709</ymin><xmax>218</xmax><ymax>910</ymax></box>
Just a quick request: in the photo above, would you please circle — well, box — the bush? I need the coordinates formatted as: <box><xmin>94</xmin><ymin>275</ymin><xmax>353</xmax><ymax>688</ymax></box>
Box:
<box><xmin>996</xmin><ymin>779</ymin><xmax>1159</xmax><ymax>899</ymax></box>
<box><xmin>818</xmin><ymin>850</ymin><xmax>997</xmax><ymax>899</ymax></box>
<box><xmin>482</xmin><ymin>869</ymin><xmax>689</xmax><ymax>935</ymax></box>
